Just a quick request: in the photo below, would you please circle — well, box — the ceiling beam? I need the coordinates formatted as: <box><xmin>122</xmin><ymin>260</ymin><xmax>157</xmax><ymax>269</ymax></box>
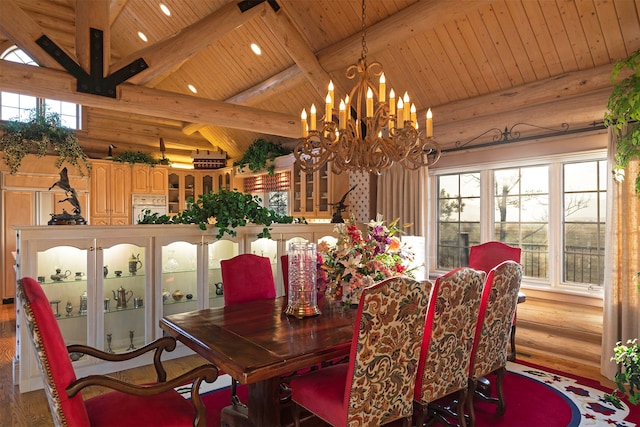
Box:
<box><xmin>225</xmin><ymin>66</ymin><xmax>304</xmax><ymax>106</ymax></box>
<box><xmin>76</xmin><ymin>0</ymin><xmax>110</xmax><ymax>73</ymax></box>
<box><xmin>110</xmin><ymin>1</ymin><xmax>266</xmax><ymax>86</ymax></box>
<box><xmin>109</xmin><ymin>0</ymin><xmax>129</xmax><ymax>27</ymax></box>
<box><xmin>0</xmin><ymin>60</ymin><xmax>300</xmax><ymax>138</ymax></box>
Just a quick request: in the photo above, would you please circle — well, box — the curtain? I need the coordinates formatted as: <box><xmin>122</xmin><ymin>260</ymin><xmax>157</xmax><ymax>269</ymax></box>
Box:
<box><xmin>601</xmin><ymin>126</ymin><xmax>640</xmax><ymax>379</ymax></box>
<box><xmin>375</xmin><ymin>163</ymin><xmax>428</xmax><ymax>236</ymax></box>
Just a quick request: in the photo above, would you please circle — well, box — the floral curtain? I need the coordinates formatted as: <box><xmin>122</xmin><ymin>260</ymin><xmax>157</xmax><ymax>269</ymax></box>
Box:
<box><xmin>601</xmin><ymin>126</ymin><xmax>640</xmax><ymax>379</ymax></box>
<box><xmin>375</xmin><ymin>163</ymin><xmax>428</xmax><ymax>236</ymax></box>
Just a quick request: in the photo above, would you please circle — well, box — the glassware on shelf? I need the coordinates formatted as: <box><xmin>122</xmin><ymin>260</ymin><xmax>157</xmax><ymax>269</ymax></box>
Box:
<box><xmin>165</xmin><ymin>250</ymin><xmax>179</xmax><ymax>272</ymax></box>
<box><xmin>106</xmin><ymin>333</ymin><xmax>114</xmax><ymax>353</ymax></box>
<box><xmin>65</xmin><ymin>301</ymin><xmax>73</xmax><ymax>317</ymax></box>
<box><xmin>127</xmin><ymin>330</ymin><xmax>136</xmax><ymax>350</ymax></box>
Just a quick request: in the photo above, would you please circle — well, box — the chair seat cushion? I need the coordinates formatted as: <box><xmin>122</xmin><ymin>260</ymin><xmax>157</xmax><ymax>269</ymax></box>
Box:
<box><xmin>85</xmin><ymin>388</ymin><xmax>195</xmax><ymax>427</ymax></box>
<box><xmin>291</xmin><ymin>363</ymin><xmax>348</xmax><ymax>426</ymax></box>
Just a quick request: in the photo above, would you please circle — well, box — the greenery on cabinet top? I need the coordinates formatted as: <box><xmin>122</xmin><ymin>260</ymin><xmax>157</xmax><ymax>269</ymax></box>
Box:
<box><xmin>138</xmin><ymin>188</ymin><xmax>295</xmax><ymax>239</ymax></box>
<box><xmin>233</xmin><ymin>138</ymin><xmax>291</xmax><ymax>175</ymax></box>
<box><xmin>0</xmin><ymin>107</ymin><xmax>91</xmax><ymax>175</ymax></box>
<box><xmin>112</xmin><ymin>150</ymin><xmax>170</xmax><ymax>166</ymax></box>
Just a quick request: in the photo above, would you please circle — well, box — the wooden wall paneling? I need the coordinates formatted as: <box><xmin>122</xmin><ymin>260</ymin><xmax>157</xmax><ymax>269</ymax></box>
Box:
<box><xmin>2</xmin><ymin>191</ymin><xmax>34</xmax><ymax>300</ymax></box>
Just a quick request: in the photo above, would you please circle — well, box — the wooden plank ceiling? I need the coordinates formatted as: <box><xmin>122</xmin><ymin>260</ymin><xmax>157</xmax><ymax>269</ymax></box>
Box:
<box><xmin>0</xmin><ymin>0</ymin><xmax>639</xmax><ymax>165</ymax></box>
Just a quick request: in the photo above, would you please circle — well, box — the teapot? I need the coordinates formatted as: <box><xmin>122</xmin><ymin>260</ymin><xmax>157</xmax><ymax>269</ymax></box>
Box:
<box><xmin>128</xmin><ymin>253</ymin><xmax>143</xmax><ymax>276</ymax></box>
<box><xmin>50</xmin><ymin>268</ymin><xmax>71</xmax><ymax>282</ymax></box>
<box><xmin>112</xmin><ymin>286</ymin><xmax>133</xmax><ymax>309</ymax></box>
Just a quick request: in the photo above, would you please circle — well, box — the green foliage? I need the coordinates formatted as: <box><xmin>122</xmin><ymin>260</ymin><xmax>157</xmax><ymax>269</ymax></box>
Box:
<box><xmin>112</xmin><ymin>150</ymin><xmax>167</xmax><ymax>166</ymax></box>
<box><xmin>605</xmin><ymin>339</ymin><xmax>640</xmax><ymax>408</ymax></box>
<box><xmin>233</xmin><ymin>138</ymin><xmax>291</xmax><ymax>175</ymax></box>
<box><xmin>604</xmin><ymin>48</ymin><xmax>640</xmax><ymax>194</ymax></box>
<box><xmin>0</xmin><ymin>107</ymin><xmax>90</xmax><ymax>175</ymax></box>
<box><xmin>137</xmin><ymin>188</ymin><xmax>294</xmax><ymax>239</ymax></box>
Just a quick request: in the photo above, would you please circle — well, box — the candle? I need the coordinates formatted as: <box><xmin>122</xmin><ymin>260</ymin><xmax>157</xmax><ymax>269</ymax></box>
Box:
<box><xmin>397</xmin><ymin>98</ymin><xmax>404</xmax><ymax>128</ymax></box>
<box><xmin>403</xmin><ymin>92</ymin><xmax>410</xmax><ymax>123</ymax></box>
<box><xmin>426</xmin><ymin>108</ymin><xmax>433</xmax><ymax>137</ymax></box>
<box><xmin>339</xmin><ymin>100</ymin><xmax>346</xmax><ymax>130</ymax></box>
<box><xmin>328</xmin><ymin>80</ymin><xmax>334</xmax><ymax>111</ymax></box>
<box><xmin>366</xmin><ymin>87</ymin><xmax>373</xmax><ymax>117</ymax></box>
<box><xmin>379</xmin><ymin>73</ymin><xmax>386</xmax><ymax>103</ymax></box>
<box><xmin>301</xmin><ymin>109</ymin><xmax>308</xmax><ymax>137</ymax></box>
<box><xmin>310</xmin><ymin>104</ymin><xmax>316</xmax><ymax>131</ymax></box>
<box><xmin>389</xmin><ymin>89</ymin><xmax>396</xmax><ymax>130</ymax></box>
<box><xmin>410</xmin><ymin>103</ymin><xmax>417</xmax><ymax>127</ymax></box>
<box><xmin>325</xmin><ymin>93</ymin><xmax>332</xmax><ymax>123</ymax></box>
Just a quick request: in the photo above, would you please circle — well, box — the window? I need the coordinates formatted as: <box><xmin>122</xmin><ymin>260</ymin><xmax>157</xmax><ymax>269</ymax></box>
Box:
<box><xmin>1</xmin><ymin>46</ymin><xmax>81</xmax><ymax>129</ymax></box>
<box><xmin>434</xmin><ymin>154</ymin><xmax>606</xmax><ymax>291</ymax></box>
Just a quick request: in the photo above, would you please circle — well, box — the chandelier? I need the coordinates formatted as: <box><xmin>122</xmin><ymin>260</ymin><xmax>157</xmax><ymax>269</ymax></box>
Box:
<box><xmin>294</xmin><ymin>0</ymin><xmax>441</xmax><ymax>175</ymax></box>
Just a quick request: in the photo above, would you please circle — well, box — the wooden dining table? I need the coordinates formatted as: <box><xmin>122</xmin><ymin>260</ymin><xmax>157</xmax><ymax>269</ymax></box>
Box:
<box><xmin>160</xmin><ymin>296</ymin><xmax>358</xmax><ymax>426</ymax></box>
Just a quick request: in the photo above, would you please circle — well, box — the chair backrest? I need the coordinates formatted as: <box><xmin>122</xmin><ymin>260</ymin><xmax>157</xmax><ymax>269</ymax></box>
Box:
<box><xmin>468</xmin><ymin>241</ymin><xmax>521</xmax><ymax>273</ymax></box>
<box><xmin>220</xmin><ymin>253</ymin><xmax>276</xmax><ymax>306</ymax></box>
<box><xmin>414</xmin><ymin>267</ymin><xmax>485</xmax><ymax>404</ymax></box>
<box><xmin>17</xmin><ymin>277</ymin><xmax>91</xmax><ymax>427</ymax></box>
<box><xmin>469</xmin><ymin>260</ymin><xmax>523</xmax><ymax>380</ymax></box>
<box><xmin>280</xmin><ymin>254</ymin><xmax>289</xmax><ymax>299</ymax></box>
<box><xmin>342</xmin><ymin>277</ymin><xmax>432</xmax><ymax>425</ymax></box>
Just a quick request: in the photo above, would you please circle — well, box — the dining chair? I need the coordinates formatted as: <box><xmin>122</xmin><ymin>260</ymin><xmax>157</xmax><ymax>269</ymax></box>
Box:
<box><xmin>466</xmin><ymin>260</ymin><xmax>523</xmax><ymax>426</ymax></box>
<box><xmin>468</xmin><ymin>241</ymin><xmax>523</xmax><ymax>361</ymax></box>
<box><xmin>290</xmin><ymin>276</ymin><xmax>432</xmax><ymax>427</ymax></box>
<box><xmin>220</xmin><ymin>253</ymin><xmax>276</xmax><ymax>306</ymax></box>
<box><xmin>413</xmin><ymin>267</ymin><xmax>486</xmax><ymax>427</ymax></box>
<box><xmin>220</xmin><ymin>253</ymin><xmax>276</xmax><ymax>405</ymax></box>
<box><xmin>17</xmin><ymin>276</ymin><xmax>219</xmax><ymax>427</ymax></box>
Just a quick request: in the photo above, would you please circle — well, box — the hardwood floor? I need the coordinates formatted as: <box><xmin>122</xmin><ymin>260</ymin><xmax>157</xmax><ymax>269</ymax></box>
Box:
<box><xmin>0</xmin><ymin>301</ymin><xmax>614</xmax><ymax>427</ymax></box>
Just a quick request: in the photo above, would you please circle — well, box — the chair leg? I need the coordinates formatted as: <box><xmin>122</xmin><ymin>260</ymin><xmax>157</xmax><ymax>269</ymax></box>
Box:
<box><xmin>508</xmin><ymin>322</ymin><xmax>517</xmax><ymax>361</ymax></box>
<box><xmin>466</xmin><ymin>379</ymin><xmax>478</xmax><ymax>427</ymax></box>
<box><xmin>495</xmin><ymin>366</ymin><xmax>507</xmax><ymax>415</ymax></box>
<box><xmin>292</xmin><ymin>402</ymin><xmax>302</xmax><ymax>427</ymax></box>
<box><xmin>413</xmin><ymin>401</ymin><xmax>427</xmax><ymax>427</ymax></box>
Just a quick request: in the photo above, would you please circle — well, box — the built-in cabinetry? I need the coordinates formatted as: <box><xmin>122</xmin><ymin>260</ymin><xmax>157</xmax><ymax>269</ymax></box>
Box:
<box><xmin>14</xmin><ymin>223</ymin><xmax>336</xmax><ymax>392</ymax></box>
<box><xmin>167</xmin><ymin>168</ymin><xmax>232</xmax><ymax>214</ymax></box>
<box><xmin>131</xmin><ymin>164</ymin><xmax>168</xmax><ymax>195</ymax></box>
<box><xmin>1</xmin><ymin>155</ymin><xmax>89</xmax><ymax>301</ymax></box>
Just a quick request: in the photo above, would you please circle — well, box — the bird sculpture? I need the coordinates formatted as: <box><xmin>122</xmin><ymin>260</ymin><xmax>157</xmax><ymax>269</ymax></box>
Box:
<box><xmin>330</xmin><ymin>184</ymin><xmax>357</xmax><ymax>223</ymax></box>
<box><xmin>48</xmin><ymin>167</ymin><xmax>85</xmax><ymax>224</ymax></box>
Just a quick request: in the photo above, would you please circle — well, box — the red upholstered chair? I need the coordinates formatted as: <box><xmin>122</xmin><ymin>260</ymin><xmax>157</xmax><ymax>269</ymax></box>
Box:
<box><xmin>413</xmin><ymin>267</ymin><xmax>486</xmax><ymax>427</ymax></box>
<box><xmin>220</xmin><ymin>253</ymin><xmax>276</xmax><ymax>306</ymax></box>
<box><xmin>17</xmin><ymin>277</ymin><xmax>219</xmax><ymax>427</ymax></box>
<box><xmin>220</xmin><ymin>253</ymin><xmax>276</xmax><ymax>404</ymax></box>
<box><xmin>466</xmin><ymin>260</ymin><xmax>523</xmax><ymax>427</ymax></box>
<box><xmin>290</xmin><ymin>277</ymin><xmax>432</xmax><ymax>427</ymax></box>
<box><xmin>468</xmin><ymin>241</ymin><xmax>523</xmax><ymax>360</ymax></box>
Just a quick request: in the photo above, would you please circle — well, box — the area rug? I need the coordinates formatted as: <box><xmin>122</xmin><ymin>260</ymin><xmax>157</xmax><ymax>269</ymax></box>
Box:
<box><xmin>177</xmin><ymin>361</ymin><xmax>640</xmax><ymax>426</ymax></box>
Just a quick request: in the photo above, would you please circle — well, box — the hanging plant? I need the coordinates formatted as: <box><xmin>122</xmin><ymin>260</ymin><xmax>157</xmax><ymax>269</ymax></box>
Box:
<box><xmin>112</xmin><ymin>150</ymin><xmax>168</xmax><ymax>166</ymax></box>
<box><xmin>138</xmin><ymin>188</ymin><xmax>294</xmax><ymax>239</ymax></box>
<box><xmin>0</xmin><ymin>107</ymin><xmax>90</xmax><ymax>175</ymax></box>
<box><xmin>604</xmin><ymin>48</ymin><xmax>640</xmax><ymax>194</ymax></box>
<box><xmin>233</xmin><ymin>138</ymin><xmax>291</xmax><ymax>175</ymax></box>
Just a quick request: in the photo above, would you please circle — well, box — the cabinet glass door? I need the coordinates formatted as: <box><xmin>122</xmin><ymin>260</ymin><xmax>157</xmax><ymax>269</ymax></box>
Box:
<box><xmin>35</xmin><ymin>244</ymin><xmax>89</xmax><ymax>360</ymax></box>
<box><xmin>184</xmin><ymin>174</ymin><xmax>196</xmax><ymax>205</ymax></box>
<box><xmin>168</xmin><ymin>173</ymin><xmax>180</xmax><ymax>214</ymax></box>
<box><xmin>206</xmin><ymin>239</ymin><xmax>239</xmax><ymax>308</ymax></box>
<box><xmin>160</xmin><ymin>240</ymin><xmax>199</xmax><ymax>318</ymax></box>
<box><xmin>101</xmin><ymin>243</ymin><xmax>148</xmax><ymax>353</ymax></box>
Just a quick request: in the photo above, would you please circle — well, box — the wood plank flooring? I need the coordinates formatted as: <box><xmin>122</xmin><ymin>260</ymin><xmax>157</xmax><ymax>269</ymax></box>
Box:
<box><xmin>0</xmin><ymin>301</ymin><xmax>614</xmax><ymax>427</ymax></box>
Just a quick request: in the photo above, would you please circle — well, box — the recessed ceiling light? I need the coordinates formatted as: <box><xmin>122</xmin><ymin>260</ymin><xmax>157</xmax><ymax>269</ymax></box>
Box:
<box><xmin>160</xmin><ymin>3</ymin><xmax>171</xmax><ymax>16</ymax></box>
<box><xmin>138</xmin><ymin>32</ymin><xmax>148</xmax><ymax>42</ymax></box>
<box><xmin>250</xmin><ymin>43</ymin><xmax>262</xmax><ymax>55</ymax></box>
<box><xmin>188</xmin><ymin>84</ymin><xmax>197</xmax><ymax>94</ymax></box>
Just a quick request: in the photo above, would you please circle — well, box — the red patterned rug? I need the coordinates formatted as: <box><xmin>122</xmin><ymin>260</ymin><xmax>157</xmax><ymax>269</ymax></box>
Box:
<box><xmin>178</xmin><ymin>361</ymin><xmax>640</xmax><ymax>426</ymax></box>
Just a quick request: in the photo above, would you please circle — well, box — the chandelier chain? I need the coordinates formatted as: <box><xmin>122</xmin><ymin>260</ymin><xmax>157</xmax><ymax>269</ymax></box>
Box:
<box><xmin>361</xmin><ymin>0</ymin><xmax>368</xmax><ymax>60</ymax></box>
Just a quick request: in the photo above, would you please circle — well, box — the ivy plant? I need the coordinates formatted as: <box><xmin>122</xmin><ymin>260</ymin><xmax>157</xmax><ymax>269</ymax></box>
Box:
<box><xmin>112</xmin><ymin>150</ymin><xmax>169</xmax><ymax>166</ymax></box>
<box><xmin>604</xmin><ymin>48</ymin><xmax>640</xmax><ymax>194</ymax></box>
<box><xmin>233</xmin><ymin>138</ymin><xmax>291</xmax><ymax>175</ymax></box>
<box><xmin>138</xmin><ymin>188</ymin><xmax>294</xmax><ymax>239</ymax></box>
<box><xmin>0</xmin><ymin>107</ymin><xmax>91</xmax><ymax>175</ymax></box>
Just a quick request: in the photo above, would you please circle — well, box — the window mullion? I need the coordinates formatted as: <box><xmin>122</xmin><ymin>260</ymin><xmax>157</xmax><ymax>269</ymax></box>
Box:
<box><xmin>548</xmin><ymin>163</ymin><xmax>563</xmax><ymax>288</ymax></box>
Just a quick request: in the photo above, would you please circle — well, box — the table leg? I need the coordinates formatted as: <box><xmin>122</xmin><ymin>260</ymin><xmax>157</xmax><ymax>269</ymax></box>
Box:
<box><xmin>220</xmin><ymin>378</ymin><xmax>282</xmax><ymax>427</ymax></box>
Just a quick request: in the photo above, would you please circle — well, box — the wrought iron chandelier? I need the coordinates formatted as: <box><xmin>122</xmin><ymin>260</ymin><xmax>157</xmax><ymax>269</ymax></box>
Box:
<box><xmin>294</xmin><ymin>0</ymin><xmax>441</xmax><ymax>175</ymax></box>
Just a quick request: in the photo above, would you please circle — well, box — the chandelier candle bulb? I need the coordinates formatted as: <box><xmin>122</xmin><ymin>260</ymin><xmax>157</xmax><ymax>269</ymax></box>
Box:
<box><xmin>389</xmin><ymin>89</ymin><xmax>396</xmax><ymax>129</ymax></box>
<box><xmin>403</xmin><ymin>92</ymin><xmax>411</xmax><ymax>123</ymax></box>
<box><xmin>379</xmin><ymin>73</ymin><xmax>386</xmax><ymax>102</ymax></box>
<box><xmin>410</xmin><ymin>103</ymin><xmax>417</xmax><ymax>126</ymax></box>
<box><xmin>397</xmin><ymin>98</ymin><xmax>404</xmax><ymax>126</ymax></box>
<box><xmin>310</xmin><ymin>104</ymin><xmax>317</xmax><ymax>131</ymax></box>
<box><xmin>325</xmin><ymin>93</ymin><xmax>332</xmax><ymax>123</ymax></box>
<box><xmin>426</xmin><ymin>108</ymin><xmax>433</xmax><ymax>137</ymax></box>
<box><xmin>328</xmin><ymin>80</ymin><xmax>335</xmax><ymax>111</ymax></box>
<box><xmin>339</xmin><ymin>100</ymin><xmax>346</xmax><ymax>129</ymax></box>
<box><xmin>366</xmin><ymin>88</ymin><xmax>373</xmax><ymax>117</ymax></box>
<box><xmin>301</xmin><ymin>109</ymin><xmax>308</xmax><ymax>137</ymax></box>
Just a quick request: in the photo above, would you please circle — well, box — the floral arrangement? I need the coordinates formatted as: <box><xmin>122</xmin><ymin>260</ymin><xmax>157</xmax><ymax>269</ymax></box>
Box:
<box><xmin>317</xmin><ymin>215</ymin><xmax>416</xmax><ymax>305</ymax></box>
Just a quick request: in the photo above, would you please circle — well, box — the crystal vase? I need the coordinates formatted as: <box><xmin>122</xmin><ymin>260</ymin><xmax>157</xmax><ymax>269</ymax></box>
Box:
<box><xmin>285</xmin><ymin>242</ymin><xmax>321</xmax><ymax>319</ymax></box>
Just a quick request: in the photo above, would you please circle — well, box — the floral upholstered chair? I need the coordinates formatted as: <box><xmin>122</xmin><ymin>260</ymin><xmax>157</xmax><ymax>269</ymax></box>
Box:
<box><xmin>17</xmin><ymin>277</ymin><xmax>219</xmax><ymax>427</ymax></box>
<box><xmin>466</xmin><ymin>260</ymin><xmax>523</xmax><ymax>427</ymax></box>
<box><xmin>468</xmin><ymin>241</ymin><xmax>523</xmax><ymax>360</ymax></box>
<box><xmin>290</xmin><ymin>277</ymin><xmax>432</xmax><ymax>427</ymax></box>
<box><xmin>413</xmin><ymin>267</ymin><xmax>486</xmax><ymax>427</ymax></box>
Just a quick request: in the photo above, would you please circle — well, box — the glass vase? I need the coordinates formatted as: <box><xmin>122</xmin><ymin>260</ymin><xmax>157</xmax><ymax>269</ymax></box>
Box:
<box><xmin>285</xmin><ymin>242</ymin><xmax>321</xmax><ymax>318</ymax></box>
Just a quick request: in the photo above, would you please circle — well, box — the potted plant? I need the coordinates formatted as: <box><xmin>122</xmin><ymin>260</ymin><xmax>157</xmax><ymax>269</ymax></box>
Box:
<box><xmin>0</xmin><ymin>107</ymin><xmax>91</xmax><ymax>175</ymax></box>
<box><xmin>604</xmin><ymin>48</ymin><xmax>640</xmax><ymax>194</ymax></box>
<box><xmin>233</xmin><ymin>138</ymin><xmax>291</xmax><ymax>175</ymax></box>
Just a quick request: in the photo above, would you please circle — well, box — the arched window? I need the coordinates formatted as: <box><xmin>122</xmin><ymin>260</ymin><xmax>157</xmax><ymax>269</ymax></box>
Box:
<box><xmin>1</xmin><ymin>46</ymin><xmax>81</xmax><ymax>129</ymax></box>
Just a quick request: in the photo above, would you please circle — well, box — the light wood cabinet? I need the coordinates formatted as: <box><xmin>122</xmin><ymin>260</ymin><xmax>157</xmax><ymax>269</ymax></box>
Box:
<box><xmin>90</xmin><ymin>160</ymin><xmax>131</xmax><ymax>225</ymax></box>
<box><xmin>292</xmin><ymin>160</ymin><xmax>348</xmax><ymax>219</ymax></box>
<box><xmin>167</xmin><ymin>169</ymin><xmax>227</xmax><ymax>214</ymax></box>
<box><xmin>131</xmin><ymin>165</ymin><xmax>168</xmax><ymax>194</ymax></box>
